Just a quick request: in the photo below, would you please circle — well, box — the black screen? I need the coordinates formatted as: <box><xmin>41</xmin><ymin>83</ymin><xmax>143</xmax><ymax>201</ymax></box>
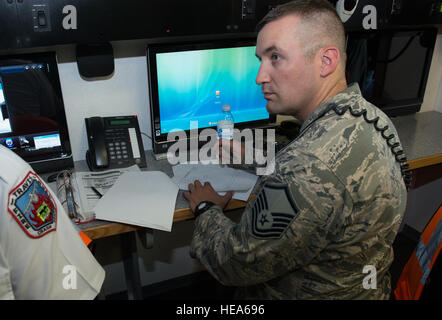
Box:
<box><xmin>0</xmin><ymin>52</ymin><xmax>73</xmax><ymax>172</ymax></box>
<box><xmin>346</xmin><ymin>27</ymin><xmax>437</xmax><ymax>116</ymax></box>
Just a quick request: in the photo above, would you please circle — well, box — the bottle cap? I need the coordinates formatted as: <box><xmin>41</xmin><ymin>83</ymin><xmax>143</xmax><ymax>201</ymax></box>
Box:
<box><xmin>222</xmin><ymin>104</ymin><xmax>230</xmax><ymax>111</ymax></box>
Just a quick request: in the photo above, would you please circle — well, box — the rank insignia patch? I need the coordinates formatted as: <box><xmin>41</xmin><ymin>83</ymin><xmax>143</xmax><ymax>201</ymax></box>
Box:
<box><xmin>8</xmin><ymin>171</ymin><xmax>57</xmax><ymax>238</ymax></box>
<box><xmin>251</xmin><ymin>183</ymin><xmax>298</xmax><ymax>239</ymax></box>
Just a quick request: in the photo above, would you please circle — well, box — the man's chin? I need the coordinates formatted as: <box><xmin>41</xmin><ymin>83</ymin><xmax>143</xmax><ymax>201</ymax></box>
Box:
<box><xmin>266</xmin><ymin>101</ymin><xmax>282</xmax><ymax>115</ymax></box>
<box><xmin>266</xmin><ymin>101</ymin><xmax>275</xmax><ymax>114</ymax></box>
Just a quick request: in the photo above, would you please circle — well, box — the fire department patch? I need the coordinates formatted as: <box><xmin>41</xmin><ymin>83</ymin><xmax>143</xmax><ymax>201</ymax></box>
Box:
<box><xmin>251</xmin><ymin>183</ymin><xmax>299</xmax><ymax>239</ymax></box>
<box><xmin>8</xmin><ymin>171</ymin><xmax>57</xmax><ymax>238</ymax></box>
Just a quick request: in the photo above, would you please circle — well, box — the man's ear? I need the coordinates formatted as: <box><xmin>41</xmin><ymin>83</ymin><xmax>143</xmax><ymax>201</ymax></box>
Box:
<box><xmin>319</xmin><ymin>47</ymin><xmax>340</xmax><ymax>77</ymax></box>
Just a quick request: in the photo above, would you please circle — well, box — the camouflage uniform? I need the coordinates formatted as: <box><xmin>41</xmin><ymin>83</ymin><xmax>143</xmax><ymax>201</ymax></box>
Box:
<box><xmin>189</xmin><ymin>83</ymin><xmax>407</xmax><ymax>299</ymax></box>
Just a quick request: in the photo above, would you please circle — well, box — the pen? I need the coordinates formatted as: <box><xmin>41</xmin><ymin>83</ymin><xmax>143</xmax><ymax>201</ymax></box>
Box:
<box><xmin>91</xmin><ymin>186</ymin><xmax>103</xmax><ymax>198</ymax></box>
<box><xmin>65</xmin><ymin>184</ymin><xmax>77</xmax><ymax>219</ymax></box>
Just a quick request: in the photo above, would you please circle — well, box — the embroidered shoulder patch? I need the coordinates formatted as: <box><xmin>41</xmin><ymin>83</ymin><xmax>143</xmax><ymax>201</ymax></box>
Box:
<box><xmin>8</xmin><ymin>171</ymin><xmax>57</xmax><ymax>238</ymax></box>
<box><xmin>251</xmin><ymin>183</ymin><xmax>299</xmax><ymax>239</ymax></box>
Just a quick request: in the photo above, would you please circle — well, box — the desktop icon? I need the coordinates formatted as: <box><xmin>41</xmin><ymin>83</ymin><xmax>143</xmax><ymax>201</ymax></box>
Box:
<box><xmin>5</xmin><ymin>138</ymin><xmax>14</xmax><ymax>148</ymax></box>
<box><xmin>19</xmin><ymin>136</ymin><xmax>30</xmax><ymax>147</ymax></box>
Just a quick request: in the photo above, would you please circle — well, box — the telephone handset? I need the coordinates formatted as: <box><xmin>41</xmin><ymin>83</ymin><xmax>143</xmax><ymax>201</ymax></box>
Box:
<box><xmin>85</xmin><ymin>115</ymin><xmax>147</xmax><ymax>171</ymax></box>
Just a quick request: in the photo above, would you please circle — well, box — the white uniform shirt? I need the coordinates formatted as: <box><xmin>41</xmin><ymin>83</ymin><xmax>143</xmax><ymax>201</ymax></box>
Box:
<box><xmin>0</xmin><ymin>146</ymin><xmax>105</xmax><ymax>299</ymax></box>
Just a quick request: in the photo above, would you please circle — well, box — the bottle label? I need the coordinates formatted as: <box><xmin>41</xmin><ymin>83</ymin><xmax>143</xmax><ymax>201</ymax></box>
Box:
<box><xmin>217</xmin><ymin>120</ymin><xmax>234</xmax><ymax>139</ymax></box>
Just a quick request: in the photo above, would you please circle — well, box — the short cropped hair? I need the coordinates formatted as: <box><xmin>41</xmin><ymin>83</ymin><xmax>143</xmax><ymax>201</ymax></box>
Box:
<box><xmin>256</xmin><ymin>0</ymin><xmax>346</xmax><ymax>62</ymax></box>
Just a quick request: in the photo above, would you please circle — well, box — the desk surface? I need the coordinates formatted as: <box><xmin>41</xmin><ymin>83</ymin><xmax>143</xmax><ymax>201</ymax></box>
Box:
<box><xmin>77</xmin><ymin>152</ymin><xmax>253</xmax><ymax>239</ymax></box>
<box><xmin>391</xmin><ymin>111</ymin><xmax>442</xmax><ymax>170</ymax></box>
<box><xmin>80</xmin><ymin>110</ymin><xmax>442</xmax><ymax>239</ymax></box>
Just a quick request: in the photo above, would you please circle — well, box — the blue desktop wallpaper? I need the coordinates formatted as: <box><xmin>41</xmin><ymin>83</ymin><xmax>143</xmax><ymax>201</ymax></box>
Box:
<box><xmin>0</xmin><ymin>81</ymin><xmax>3</xmax><ymax>104</ymax></box>
<box><xmin>156</xmin><ymin>46</ymin><xmax>268</xmax><ymax>133</ymax></box>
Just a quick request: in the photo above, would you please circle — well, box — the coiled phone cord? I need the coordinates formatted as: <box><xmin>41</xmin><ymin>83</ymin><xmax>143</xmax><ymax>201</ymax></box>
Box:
<box><xmin>323</xmin><ymin>103</ymin><xmax>412</xmax><ymax>189</ymax></box>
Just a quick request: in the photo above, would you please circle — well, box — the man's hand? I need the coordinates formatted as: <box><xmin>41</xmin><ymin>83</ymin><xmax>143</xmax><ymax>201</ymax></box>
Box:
<box><xmin>183</xmin><ymin>180</ymin><xmax>234</xmax><ymax>213</ymax></box>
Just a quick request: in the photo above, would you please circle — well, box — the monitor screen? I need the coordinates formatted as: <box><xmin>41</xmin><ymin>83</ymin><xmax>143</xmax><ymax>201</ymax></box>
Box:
<box><xmin>148</xmin><ymin>39</ymin><xmax>274</xmax><ymax>144</ymax></box>
<box><xmin>0</xmin><ymin>52</ymin><xmax>73</xmax><ymax>173</ymax></box>
<box><xmin>346</xmin><ymin>27</ymin><xmax>437</xmax><ymax>116</ymax></box>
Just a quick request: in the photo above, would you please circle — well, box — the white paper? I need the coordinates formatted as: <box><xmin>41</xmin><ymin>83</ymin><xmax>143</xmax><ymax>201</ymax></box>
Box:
<box><xmin>94</xmin><ymin>171</ymin><xmax>179</xmax><ymax>232</ymax></box>
<box><xmin>172</xmin><ymin>163</ymin><xmax>258</xmax><ymax>202</ymax></box>
<box><xmin>219</xmin><ymin>187</ymin><xmax>254</xmax><ymax>202</ymax></box>
<box><xmin>71</xmin><ymin>165</ymin><xmax>141</xmax><ymax>222</ymax></box>
<box><xmin>172</xmin><ymin>164</ymin><xmax>258</xmax><ymax>192</ymax></box>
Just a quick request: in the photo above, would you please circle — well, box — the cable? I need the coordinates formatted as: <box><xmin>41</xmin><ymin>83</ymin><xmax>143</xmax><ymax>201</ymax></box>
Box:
<box><xmin>376</xmin><ymin>32</ymin><xmax>422</xmax><ymax>64</ymax></box>
<box><xmin>140</xmin><ymin>131</ymin><xmax>152</xmax><ymax>140</ymax></box>
<box><xmin>326</xmin><ymin>103</ymin><xmax>412</xmax><ymax>189</ymax></box>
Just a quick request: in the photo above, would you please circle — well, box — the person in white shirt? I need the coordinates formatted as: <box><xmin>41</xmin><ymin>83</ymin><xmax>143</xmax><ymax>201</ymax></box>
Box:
<box><xmin>0</xmin><ymin>145</ymin><xmax>105</xmax><ymax>299</ymax></box>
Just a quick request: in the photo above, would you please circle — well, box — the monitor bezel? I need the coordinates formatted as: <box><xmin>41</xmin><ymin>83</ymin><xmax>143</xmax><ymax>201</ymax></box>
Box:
<box><xmin>0</xmin><ymin>51</ymin><xmax>73</xmax><ymax>172</ymax></box>
<box><xmin>147</xmin><ymin>38</ymin><xmax>276</xmax><ymax>144</ymax></box>
<box><xmin>346</xmin><ymin>27</ymin><xmax>437</xmax><ymax>117</ymax></box>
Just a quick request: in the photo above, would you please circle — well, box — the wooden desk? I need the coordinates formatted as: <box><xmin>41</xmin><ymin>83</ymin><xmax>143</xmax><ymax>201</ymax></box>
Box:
<box><xmin>406</xmin><ymin>153</ymin><xmax>442</xmax><ymax>171</ymax></box>
<box><xmin>391</xmin><ymin>111</ymin><xmax>442</xmax><ymax>186</ymax></box>
<box><xmin>81</xmin><ymin>196</ymin><xmax>252</xmax><ymax>240</ymax></box>
<box><xmin>80</xmin><ymin>111</ymin><xmax>442</xmax><ymax>240</ymax></box>
<box><xmin>81</xmin><ymin>156</ymin><xmax>442</xmax><ymax>240</ymax></box>
<box><xmin>391</xmin><ymin>111</ymin><xmax>442</xmax><ymax>170</ymax></box>
<box><xmin>76</xmin><ymin>111</ymin><xmax>442</xmax><ymax>299</ymax></box>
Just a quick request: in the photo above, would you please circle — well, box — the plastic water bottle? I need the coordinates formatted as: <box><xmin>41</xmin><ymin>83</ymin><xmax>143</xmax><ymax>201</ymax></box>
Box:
<box><xmin>217</xmin><ymin>104</ymin><xmax>234</xmax><ymax>140</ymax></box>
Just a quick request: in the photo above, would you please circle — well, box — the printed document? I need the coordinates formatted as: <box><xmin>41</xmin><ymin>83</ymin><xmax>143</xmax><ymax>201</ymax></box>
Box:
<box><xmin>172</xmin><ymin>164</ymin><xmax>258</xmax><ymax>201</ymax></box>
<box><xmin>94</xmin><ymin>171</ymin><xmax>179</xmax><ymax>232</ymax></box>
<box><xmin>70</xmin><ymin>165</ymin><xmax>141</xmax><ymax>222</ymax></box>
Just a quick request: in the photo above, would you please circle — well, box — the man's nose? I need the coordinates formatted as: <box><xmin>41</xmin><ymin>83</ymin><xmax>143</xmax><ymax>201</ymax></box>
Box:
<box><xmin>256</xmin><ymin>64</ymin><xmax>270</xmax><ymax>85</ymax></box>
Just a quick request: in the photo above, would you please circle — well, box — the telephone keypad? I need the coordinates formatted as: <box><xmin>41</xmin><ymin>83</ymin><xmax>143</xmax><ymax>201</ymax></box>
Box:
<box><xmin>105</xmin><ymin>128</ymin><xmax>132</xmax><ymax>165</ymax></box>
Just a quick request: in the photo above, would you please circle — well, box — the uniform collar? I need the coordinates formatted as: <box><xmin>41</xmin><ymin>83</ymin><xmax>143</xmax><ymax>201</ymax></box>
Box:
<box><xmin>299</xmin><ymin>83</ymin><xmax>361</xmax><ymax>133</ymax></box>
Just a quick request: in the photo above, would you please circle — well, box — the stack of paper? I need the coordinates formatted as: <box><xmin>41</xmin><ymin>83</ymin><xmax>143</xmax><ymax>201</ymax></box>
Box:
<box><xmin>68</xmin><ymin>165</ymin><xmax>141</xmax><ymax>222</ymax></box>
<box><xmin>172</xmin><ymin>164</ymin><xmax>258</xmax><ymax>201</ymax></box>
<box><xmin>94</xmin><ymin>171</ymin><xmax>179</xmax><ymax>232</ymax></box>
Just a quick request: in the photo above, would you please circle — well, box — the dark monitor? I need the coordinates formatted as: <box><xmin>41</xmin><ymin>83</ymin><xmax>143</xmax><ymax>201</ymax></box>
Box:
<box><xmin>346</xmin><ymin>27</ymin><xmax>437</xmax><ymax>117</ymax></box>
<box><xmin>147</xmin><ymin>39</ymin><xmax>275</xmax><ymax>154</ymax></box>
<box><xmin>0</xmin><ymin>52</ymin><xmax>73</xmax><ymax>173</ymax></box>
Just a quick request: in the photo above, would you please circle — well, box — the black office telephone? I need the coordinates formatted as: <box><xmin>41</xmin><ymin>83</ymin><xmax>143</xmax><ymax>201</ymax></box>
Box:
<box><xmin>85</xmin><ymin>115</ymin><xmax>147</xmax><ymax>171</ymax></box>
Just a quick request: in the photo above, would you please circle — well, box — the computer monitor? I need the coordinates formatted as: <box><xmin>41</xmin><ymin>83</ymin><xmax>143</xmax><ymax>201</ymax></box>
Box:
<box><xmin>147</xmin><ymin>39</ymin><xmax>275</xmax><ymax>155</ymax></box>
<box><xmin>0</xmin><ymin>52</ymin><xmax>73</xmax><ymax>173</ymax></box>
<box><xmin>346</xmin><ymin>27</ymin><xmax>437</xmax><ymax>116</ymax></box>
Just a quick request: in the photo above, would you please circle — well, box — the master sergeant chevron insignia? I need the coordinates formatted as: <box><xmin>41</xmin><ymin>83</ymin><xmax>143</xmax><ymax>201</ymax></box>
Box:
<box><xmin>251</xmin><ymin>183</ymin><xmax>299</xmax><ymax>239</ymax></box>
